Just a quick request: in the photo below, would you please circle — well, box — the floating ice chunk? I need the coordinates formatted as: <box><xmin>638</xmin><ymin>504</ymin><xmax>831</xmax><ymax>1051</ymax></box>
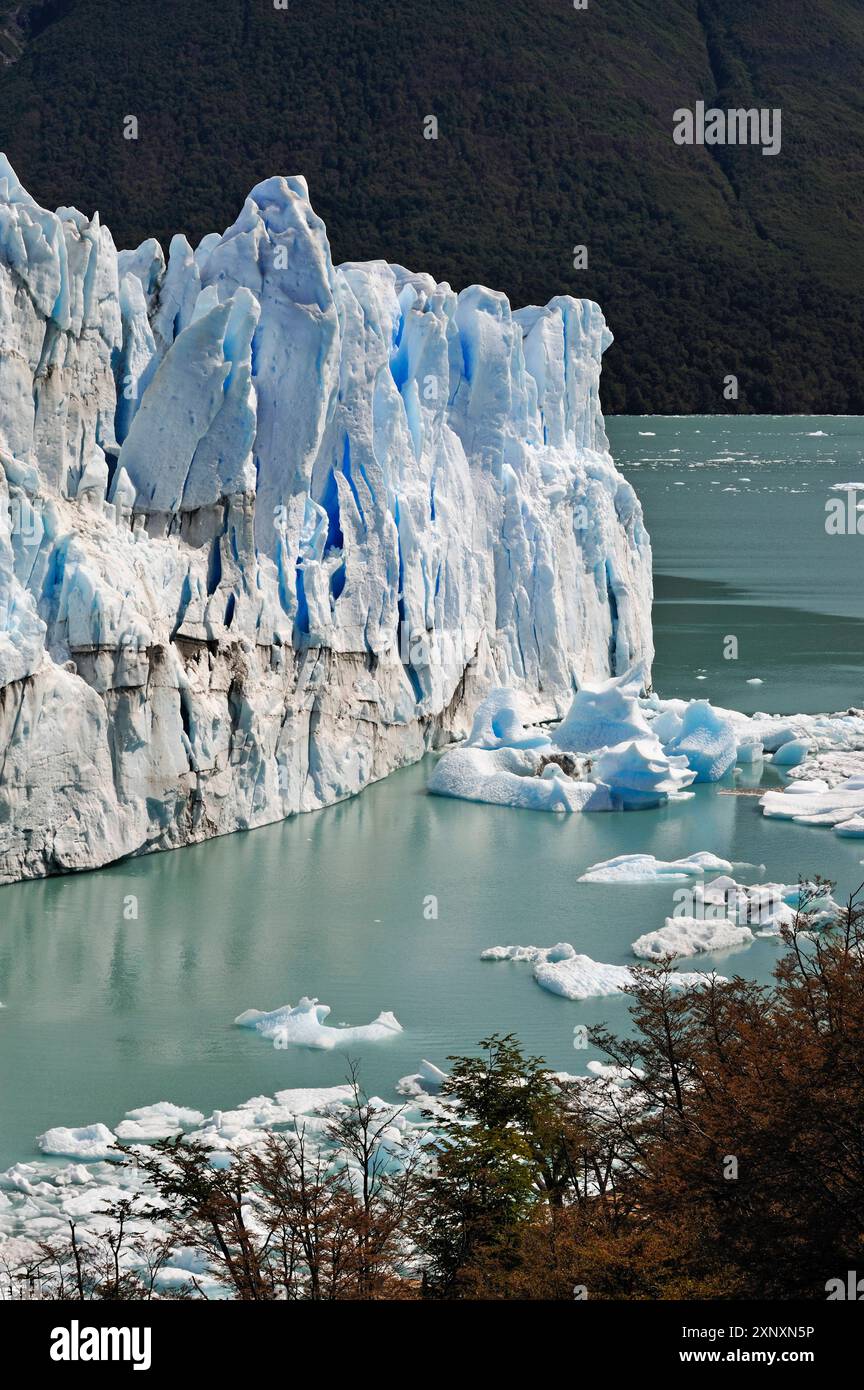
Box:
<box><xmin>693</xmin><ymin>876</ymin><xmax>837</xmax><ymax>930</ymax></box>
<box><xmin>482</xmin><ymin>941</ymin><xmax>718</xmax><ymax>1000</ymax></box>
<box><xmin>234</xmin><ymin>996</ymin><xmax>403</xmax><ymax>1050</ymax></box>
<box><xmin>533</xmin><ymin>954</ymin><xmax>712</xmax><ymax>1001</ymax></box>
<box><xmin>37</xmin><ymin>1124</ymin><xmax>118</xmax><ymax>1160</ymax></box>
<box><xmin>396</xmin><ymin>1060</ymin><xmax>448</xmax><ymax>1097</ymax></box>
<box><xmin>115</xmin><ymin>1102</ymin><xmax>206</xmax><ymax>1142</ymax></box>
<box><xmin>481</xmin><ymin>942</ymin><xmax>576</xmax><ymax>963</ymax></box>
<box><xmin>592</xmin><ymin>737</ymin><xmax>696</xmax><ymax>809</ymax></box>
<box><xmin>771</xmin><ymin>738</ymin><xmax>810</xmax><ymax>767</ymax></box>
<box><xmin>428</xmin><ymin>746</ymin><xmax>599</xmax><ymax>813</ymax></box>
<box><xmin>760</xmin><ymin>781</ymin><xmax>864</xmax><ymax>833</ymax></box>
<box><xmin>835</xmin><ymin>816</ymin><xmax>864</xmax><ymax>838</ymax></box>
<box><xmin>736</xmin><ymin>739</ymin><xmax>764</xmax><ymax>765</ymax></box>
<box><xmin>782</xmin><ymin>778</ymin><xmax>831</xmax><ymax>795</ymax></box>
<box><xmin>665</xmin><ymin>700</ymin><xmax>737</xmax><ymax>781</ymax></box>
<box><xmin>758</xmin><ymin>725</ymin><xmax>801</xmax><ymax>753</ymax></box>
<box><xmin>271</xmin><ymin>1086</ymin><xmax>356</xmax><ymax>1113</ymax></box>
<box><xmin>578</xmin><ymin>851</ymin><xmax>736</xmax><ymax>884</ymax></box>
<box><xmin>555</xmin><ymin>667</ymin><xmax>651</xmax><ymax>753</ymax></box>
<box><xmin>632</xmin><ymin>918</ymin><xmax>755</xmax><ymax>960</ymax></box>
<box><xmin>830</xmin><ymin>481</ymin><xmax>864</xmax><ymax>491</ymax></box>
<box><xmin>746</xmin><ymin>678</ymin><xmax>764</xmax><ymax>686</ymax></box>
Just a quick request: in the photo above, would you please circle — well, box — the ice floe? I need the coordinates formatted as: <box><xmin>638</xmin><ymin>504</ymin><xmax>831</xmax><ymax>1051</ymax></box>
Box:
<box><xmin>234</xmin><ymin>996</ymin><xmax>403</xmax><ymax>1050</ymax></box>
<box><xmin>630</xmin><ymin>874</ymin><xmax>840</xmax><ymax>959</ymax></box>
<box><xmin>37</xmin><ymin>1124</ymin><xmax>119</xmax><ymax>1161</ymax></box>
<box><xmin>1</xmin><ymin>1081</ymin><xmax>433</xmax><ymax>1295</ymax></box>
<box><xmin>632</xmin><ymin>917</ymin><xmax>755</xmax><ymax>960</ymax></box>
<box><xmin>481</xmin><ymin>941</ymin><xmax>718</xmax><ymax>1000</ymax></box>
<box><xmin>396</xmin><ymin>1060</ymin><xmax>448</xmax><ymax>1098</ymax></box>
<box><xmin>578</xmin><ymin>851</ymin><xmax>741</xmax><ymax>884</ymax></box>
<box><xmin>114</xmin><ymin>1103</ymin><xmax>206</xmax><ymax>1142</ymax></box>
<box><xmin>772</xmin><ymin>738</ymin><xmax>811</xmax><ymax>767</ymax></box>
<box><xmin>428</xmin><ymin>745</ymin><xmax>600</xmax><ymax>813</ymax></box>
<box><xmin>760</xmin><ymin>777</ymin><xmax>864</xmax><ymax>836</ymax></box>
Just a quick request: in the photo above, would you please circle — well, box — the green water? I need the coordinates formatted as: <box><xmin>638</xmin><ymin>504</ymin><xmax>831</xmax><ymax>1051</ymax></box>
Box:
<box><xmin>610</xmin><ymin>414</ymin><xmax>864</xmax><ymax>713</ymax></box>
<box><xmin>1</xmin><ymin>416</ymin><xmax>863</xmax><ymax>1171</ymax></box>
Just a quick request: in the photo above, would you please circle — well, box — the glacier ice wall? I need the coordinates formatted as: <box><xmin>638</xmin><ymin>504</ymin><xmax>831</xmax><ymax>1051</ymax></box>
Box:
<box><xmin>0</xmin><ymin>157</ymin><xmax>653</xmax><ymax>884</ymax></box>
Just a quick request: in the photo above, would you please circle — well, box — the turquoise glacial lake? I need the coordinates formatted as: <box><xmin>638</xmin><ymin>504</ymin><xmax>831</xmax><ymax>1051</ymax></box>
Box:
<box><xmin>1</xmin><ymin>416</ymin><xmax>863</xmax><ymax>1170</ymax></box>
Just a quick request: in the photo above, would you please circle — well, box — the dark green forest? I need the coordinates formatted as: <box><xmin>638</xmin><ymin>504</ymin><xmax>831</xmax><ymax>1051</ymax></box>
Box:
<box><xmin>0</xmin><ymin>0</ymin><xmax>862</xmax><ymax>413</ymax></box>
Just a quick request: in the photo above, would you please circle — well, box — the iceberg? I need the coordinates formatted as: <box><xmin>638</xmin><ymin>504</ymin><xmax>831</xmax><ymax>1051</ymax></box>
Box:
<box><xmin>590</xmin><ymin>737</ymin><xmax>696</xmax><ymax>809</ymax></box>
<box><xmin>37</xmin><ymin>1124</ymin><xmax>118</xmax><ymax>1160</ymax></box>
<box><xmin>396</xmin><ymin>1059</ymin><xmax>448</xmax><ymax>1097</ymax></box>
<box><xmin>482</xmin><ymin>941</ymin><xmax>718</xmax><ymax>1000</ymax></box>
<box><xmin>760</xmin><ymin>774</ymin><xmax>864</xmax><ymax>835</ymax></box>
<box><xmin>114</xmin><ymin>1102</ymin><xmax>206</xmax><ymax>1142</ymax></box>
<box><xmin>428</xmin><ymin>669</ymin><xmax>696</xmax><ymax>813</ymax></box>
<box><xmin>427</xmin><ymin>744</ymin><xmax>599</xmax><ymax>813</ymax></box>
<box><xmin>664</xmin><ymin>700</ymin><xmax>737</xmax><ymax>782</ymax></box>
<box><xmin>632</xmin><ymin>918</ymin><xmax>756</xmax><ymax>960</ymax></box>
<box><xmin>770</xmin><ymin>737</ymin><xmax>811</xmax><ymax>767</ymax></box>
<box><xmin>0</xmin><ymin>158</ymin><xmax>653</xmax><ymax>884</ymax></box>
<box><xmin>554</xmin><ymin>668</ymin><xmax>652</xmax><ymax>752</ymax></box>
<box><xmin>234</xmin><ymin>996</ymin><xmax>403</xmax><ymax>1050</ymax></box>
<box><xmin>578</xmin><ymin>851</ymin><xmax>738</xmax><ymax>883</ymax></box>
<box><xmin>461</xmin><ymin>687</ymin><xmax>552</xmax><ymax>751</ymax></box>
<box><xmin>481</xmin><ymin>942</ymin><xmax>577</xmax><ymax>963</ymax></box>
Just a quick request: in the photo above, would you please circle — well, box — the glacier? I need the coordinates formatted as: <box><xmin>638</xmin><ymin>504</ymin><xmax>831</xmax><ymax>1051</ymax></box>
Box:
<box><xmin>0</xmin><ymin>156</ymin><xmax>653</xmax><ymax>885</ymax></box>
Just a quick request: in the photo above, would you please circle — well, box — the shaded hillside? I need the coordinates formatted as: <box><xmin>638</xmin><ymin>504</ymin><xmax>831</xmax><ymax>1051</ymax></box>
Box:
<box><xmin>0</xmin><ymin>0</ymin><xmax>862</xmax><ymax>412</ymax></box>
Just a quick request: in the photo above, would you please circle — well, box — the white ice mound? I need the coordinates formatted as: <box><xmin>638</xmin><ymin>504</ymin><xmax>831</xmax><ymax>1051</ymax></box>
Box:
<box><xmin>760</xmin><ymin>773</ymin><xmax>864</xmax><ymax>836</ymax></box>
<box><xmin>481</xmin><ymin>942</ymin><xmax>577</xmax><ymax>963</ymax></box>
<box><xmin>482</xmin><ymin>941</ymin><xmax>717</xmax><ymax>1000</ymax></box>
<box><xmin>0</xmin><ymin>157</ymin><xmax>653</xmax><ymax>885</ymax></box>
<box><xmin>114</xmin><ymin>1102</ymin><xmax>206</xmax><ymax>1141</ymax></box>
<box><xmin>234</xmin><ymin>996</ymin><xmax>403</xmax><ymax>1050</ymax></box>
<box><xmin>632</xmin><ymin>877</ymin><xmax>840</xmax><ymax>954</ymax></box>
<box><xmin>632</xmin><ymin>918</ymin><xmax>755</xmax><ymax>960</ymax></box>
<box><xmin>578</xmin><ymin>851</ymin><xmax>737</xmax><ymax>883</ymax></box>
<box><xmin>428</xmin><ymin>745</ymin><xmax>598</xmax><ymax>813</ymax></box>
<box><xmin>664</xmin><ymin>700</ymin><xmax>737</xmax><ymax>782</ymax></box>
<box><xmin>37</xmin><ymin>1123</ymin><xmax>118</xmax><ymax>1160</ymax></box>
<box><xmin>396</xmin><ymin>1059</ymin><xmax>448</xmax><ymax>1097</ymax></box>
<box><xmin>429</xmin><ymin>668</ymin><xmax>695</xmax><ymax>814</ymax></box>
<box><xmin>555</xmin><ymin>668</ymin><xmax>651</xmax><ymax>752</ymax></box>
<box><xmin>2</xmin><ymin>1080</ymin><xmax>428</xmax><ymax>1263</ymax></box>
<box><xmin>591</xmin><ymin>737</ymin><xmax>696</xmax><ymax>809</ymax></box>
<box><xmin>771</xmin><ymin>738</ymin><xmax>811</xmax><ymax>767</ymax></box>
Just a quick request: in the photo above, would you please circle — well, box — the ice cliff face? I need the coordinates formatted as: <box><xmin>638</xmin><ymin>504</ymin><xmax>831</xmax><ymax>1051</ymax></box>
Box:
<box><xmin>0</xmin><ymin>156</ymin><xmax>653</xmax><ymax>884</ymax></box>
